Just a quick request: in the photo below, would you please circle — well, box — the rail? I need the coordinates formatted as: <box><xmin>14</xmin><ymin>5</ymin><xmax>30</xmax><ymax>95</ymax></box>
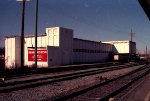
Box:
<box><xmin>0</xmin><ymin>63</ymin><xmax>139</xmax><ymax>93</ymax></box>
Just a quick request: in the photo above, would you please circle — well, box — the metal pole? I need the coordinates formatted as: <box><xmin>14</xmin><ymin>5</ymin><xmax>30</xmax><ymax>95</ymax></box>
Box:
<box><xmin>146</xmin><ymin>46</ymin><xmax>147</xmax><ymax>55</ymax></box>
<box><xmin>35</xmin><ymin>0</ymin><xmax>38</xmax><ymax>68</ymax></box>
<box><xmin>130</xmin><ymin>29</ymin><xmax>133</xmax><ymax>55</ymax></box>
<box><xmin>129</xmin><ymin>29</ymin><xmax>133</xmax><ymax>62</ymax></box>
<box><xmin>21</xmin><ymin>0</ymin><xmax>26</xmax><ymax>68</ymax></box>
<box><xmin>146</xmin><ymin>46</ymin><xmax>148</xmax><ymax>62</ymax></box>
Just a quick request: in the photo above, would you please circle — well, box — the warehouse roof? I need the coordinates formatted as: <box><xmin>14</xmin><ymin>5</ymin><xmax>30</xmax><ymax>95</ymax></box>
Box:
<box><xmin>73</xmin><ymin>38</ymin><xmax>110</xmax><ymax>45</ymax></box>
<box><xmin>25</xmin><ymin>34</ymin><xmax>46</xmax><ymax>38</ymax></box>
<box><xmin>5</xmin><ymin>34</ymin><xmax>46</xmax><ymax>38</ymax></box>
<box><xmin>5</xmin><ymin>35</ymin><xmax>20</xmax><ymax>38</ymax></box>
<box><xmin>103</xmin><ymin>40</ymin><xmax>136</xmax><ymax>44</ymax></box>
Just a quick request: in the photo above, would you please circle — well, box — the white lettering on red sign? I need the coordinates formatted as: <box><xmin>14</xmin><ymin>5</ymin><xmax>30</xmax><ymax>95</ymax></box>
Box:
<box><xmin>28</xmin><ymin>50</ymin><xmax>47</xmax><ymax>62</ymax></box>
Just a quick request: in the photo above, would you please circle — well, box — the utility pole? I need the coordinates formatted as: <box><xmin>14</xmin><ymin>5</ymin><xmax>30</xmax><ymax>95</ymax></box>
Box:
<box><xmin>130</xmin><ymin>29</ymin><xmax>134</xmax><ymax>54</ymax></box>
<box><xmin>21</xmin><ymin>0</ymin><xmax>25</xmax><ymax>68</ymax></box>
<box><xmin>129</xmin><ymin>29</ymin><xmax>135</xmax><ymax>62</ymax></box>
<box><xmin>146</xmin><ymin>46</ymin><xmax>147</xmax><ymax>55</ymax></box>
<box><xmin>35</xmin><ymin>0</ymin><xmax>38</xmax><ymax>68</ymax></box>
<box><xmin>145</xmin><ymin>46</ymin><xmax>149</xmax><ymax>62</ymax></box>
<box><xmin>17</xmin><ymin>0</ymin><xmax>26</xmax><ymax>68</ymax></box>
<box><xmin>17</xmin><ymin>0</ymin><xmax>31</xmax><ymax>68</ymax></box>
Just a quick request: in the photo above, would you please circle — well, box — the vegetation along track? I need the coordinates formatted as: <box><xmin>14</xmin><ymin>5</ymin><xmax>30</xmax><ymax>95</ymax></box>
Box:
<box><xmin>52</xmin><ymin>64</ymin><xmax>150</xmax><ymax>101</ymax></box>
<box><xmin>0</xmin><ymin>63</ymin><xmax>139</xmax><ymax>93</ymax></box>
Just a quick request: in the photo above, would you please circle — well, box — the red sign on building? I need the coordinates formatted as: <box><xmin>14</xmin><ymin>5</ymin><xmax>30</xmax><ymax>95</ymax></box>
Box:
<box><xmin>28</xmin><ymin>50</ymin><xmax>47</xmax><ymax>62</ymax></box>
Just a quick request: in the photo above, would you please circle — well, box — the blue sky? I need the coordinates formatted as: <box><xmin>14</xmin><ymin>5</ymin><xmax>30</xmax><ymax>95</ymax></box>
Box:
<box><xmin>0</xmin><ymin>0</ymin><xmax>150</xmax><ymax>53</ymax></box>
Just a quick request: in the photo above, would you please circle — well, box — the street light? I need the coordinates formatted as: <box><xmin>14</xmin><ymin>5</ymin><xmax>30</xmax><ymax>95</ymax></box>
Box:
<box><xmin>16</xmin><ymin>0</ymin><xmax>31</xmax><ymax>68</ymax></box>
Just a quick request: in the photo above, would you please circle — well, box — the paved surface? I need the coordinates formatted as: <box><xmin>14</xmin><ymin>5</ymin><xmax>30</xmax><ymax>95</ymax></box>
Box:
<box><xmin>124</xmin><ymin>73</ymin><xmax>150</xmax><ymax>101</ymax></box>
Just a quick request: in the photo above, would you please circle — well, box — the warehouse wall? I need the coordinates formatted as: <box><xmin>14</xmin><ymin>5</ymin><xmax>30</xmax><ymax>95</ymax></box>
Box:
<box><xmin>24</xmin><ymin>27</ymin><xmax>61</xmax><ymax>67</ymax></box>
<box><xmin>113</xmin><ymin>42</ymin><xmax>130</xmax><ymax>53</ymax></box>
<box><xmin>59</xmin><ymin>28</ymin><xmax>73</xmax><ymax>65</ymax></box>
<box><xmin>73</xmin><ymin>38</ymin><xmax>112</xmax><ymax>63</ymax></box>
<box><xmin>5</xmin><ymin>37</ymin><xmax>21</xmax><ymax>68</ymax></box>
<box><xmin>47</xmin><ymin>27</ymin><xmax>73</xmax><ymax>66</ymax></box>
<box><xmin>47</xmin><ymin>46</ymin><xmax>62</xmax><ymax>66</ymax></box>
<box><xmin>103</xmin><ymin>41</ymin><xmax>136</xmax><ymax>54</ymax></box>
<box><xmin>46</xmin><ymin>27</ymin><xmax>60</xmax><ymax>46</ymax></box>
<box><xmin>130</xmin><ymin>41</ymin><xmax>136</xmax><ymax>54</ymax></box>
<box><xmin>24</xmin><ymin>27</ymin><xmax>73</xmax><ymax>67</ymax></box>
<box><xmin>24</xmin><ymin>35</ymin><xmax>48</xmax><ymax>67</ymax></box>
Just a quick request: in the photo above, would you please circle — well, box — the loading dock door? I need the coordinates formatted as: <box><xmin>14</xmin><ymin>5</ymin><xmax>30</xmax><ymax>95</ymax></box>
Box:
<box><xmin>47</xmin><ymin>46</ymin><xmax>62</xmax><ymax>66</ymax></box>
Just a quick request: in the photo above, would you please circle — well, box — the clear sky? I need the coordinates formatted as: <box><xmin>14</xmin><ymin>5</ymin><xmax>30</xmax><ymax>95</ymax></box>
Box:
<box><xmin>0</xmin><ymin>0</ymin><xmax>150</xmax><ymax>53</ymax></box>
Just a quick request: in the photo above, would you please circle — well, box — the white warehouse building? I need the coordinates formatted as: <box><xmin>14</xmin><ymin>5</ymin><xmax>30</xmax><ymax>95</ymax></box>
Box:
<box><xmin>5</xmin><ymin>27</ymin><xmax>136</xmax><ymax>69</ymax></box>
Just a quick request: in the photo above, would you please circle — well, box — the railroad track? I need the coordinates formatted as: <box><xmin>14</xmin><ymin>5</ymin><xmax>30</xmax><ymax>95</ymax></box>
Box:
<box><xmin>51</xmin><ymin>64</ymin><xmax>150</xmax><ymax>101</ymax></box>
<box><xmin>3</xmin><ymin>62</ymin><xmax>136</xmax><ymax>81</ymax></box>
<box><xmin>0</xmin><ymin>63</ymin><xmax>140</xmax><ymax>93</ymax></box>
<box><xmin>0</xmin><ymin>62</ymin><xmax>131</xmax><ymax>79</ymax></box>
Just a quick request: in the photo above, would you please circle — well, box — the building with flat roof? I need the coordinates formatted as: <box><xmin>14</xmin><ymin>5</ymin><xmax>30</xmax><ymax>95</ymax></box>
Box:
<box><xmin>5</xmin><ymin>27</ymin><xmax>136</xmax><ymax>69</ymax></box>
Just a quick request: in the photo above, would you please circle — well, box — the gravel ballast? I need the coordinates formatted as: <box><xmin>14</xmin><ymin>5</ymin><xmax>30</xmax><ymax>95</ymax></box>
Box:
<box><xmin>0</xmin><ymin>65</ymin><xmax>144</xmax><ymax>101</ymax></box>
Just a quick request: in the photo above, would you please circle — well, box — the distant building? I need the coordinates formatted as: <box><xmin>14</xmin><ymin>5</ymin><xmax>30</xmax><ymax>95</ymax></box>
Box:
<box><xmin>103</xmin><ymin>41</ymin><xmax>136</xmax><ymax>61</ymax></box>
<box><xmin>103</xmin><ymin>41</ymin><xmax>136</xmax><ymax>54</ymax></box>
